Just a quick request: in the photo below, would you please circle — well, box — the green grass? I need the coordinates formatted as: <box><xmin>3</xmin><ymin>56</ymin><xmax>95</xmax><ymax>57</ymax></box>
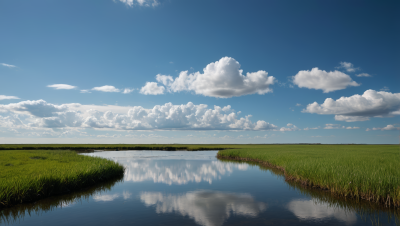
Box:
<box><xmin>0</xmin><ymin>150</ymin><xmax>124</xmax><ymax>208</ymax></box>
<box><xmin>1</xmin><ymin>176</ymin><xmax>122</xmax><ymax>224</ymax></box>
<box><xmin>217</xmin><ymin>145</ymin><xmax>400</xmax><ymax>208</ymax></box>
<box><xmin>2</xmin><ymin>144</ymin><xmax>399</xmax><ymax>209</ymax></box>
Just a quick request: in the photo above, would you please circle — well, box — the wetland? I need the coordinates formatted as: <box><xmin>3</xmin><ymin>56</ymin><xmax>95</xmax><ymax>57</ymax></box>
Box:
<box><xmin>1</xmin><ymin>150</ymin><xmax>398</xmax><ymax>226</ymax></box>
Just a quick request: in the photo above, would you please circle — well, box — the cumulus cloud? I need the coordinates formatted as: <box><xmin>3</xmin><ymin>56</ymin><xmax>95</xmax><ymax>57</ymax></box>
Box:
<box><xmin>118</xmin><ymin>0</ymin><xmax>160</xmax><ymax>7</ymax></box>
<box><xmin>337</xmin><ymin>62</ymin><xmax>359</xmax><ymax>72</ymax></box>
<box><xmin>356</xmin><ymin>73</ymin><xmax>371</xmax><ymax>77</ymax></box>
<box><xmin>123</xmin><ymin>88</ymin><xmax>135</xmax><ymax>94</ymax></box>
<box><xmin>47</xmin><ymin>84</ymin><xmax>77</xmax><ymax>90</ymax></box>
<box><xmin>0</xmin><ymin>95</ymin><xmax>20</xmax><ymax>101</ymax></box>
<box><xmin>142</xmin><ymin>57</ymin><xmax>275</xmax><ymax>98</ymax></box>
<box><xmin>141</xmin><ymin>191</ymin><xmax>266</xmax><ymax>226</ymax></box>
<box><xmin>367</xmin><ymin>124</ymin><xmax>400</xmax><ymax>131</ymax></box>
<box><xmin>92</xmin><ymin>85</ymin><xmax>120</xmax><ymax>92</ymax></box>
<box><xmin>303</xmin><ymin>90</ymin><xmax>400</xmax><ymax>122</ymax></box>
<box><xmin>80</xmin><ymin>90</ymin><xmax>91</xmax><ymax>93</ymax></box>
<box><xmin>0</xmin><ymin>100</ymin><xmax>278</xmax><ymax>131</ymax></box>
<box><xmin>140</xmin><ymin>82</ymin><xmax>165</xmax><ymax>95</ymax></box>
<box><xmin>292</xmin><ymin>68</ymin><xmax>359</xmax><ymax>93</ymax></box>
<box><xmin>279</xmin><ymin>123</ymin><xmax>300</xmax><ymax>132</ymax></box>
<box><xmin>1</xmin><ymin>63</ymin><xmax>16</xmax><ymax>68</ymax></box>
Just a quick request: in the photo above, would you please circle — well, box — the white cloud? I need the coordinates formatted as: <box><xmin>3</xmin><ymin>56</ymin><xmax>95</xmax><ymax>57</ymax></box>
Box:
<box><xmin>123</xmin><ymin>88</ymin><xmax>134</xmax><ymax>94</ymax></box>
<box><xmin>367</xmin><ymin>124</ymin><xmax>400</xmax><ymax>131</ymax></box>
<box><xmin>303</xmin><ymin>127</ymin><xmax>319</xmax><ymax>131</ymax></box>
<box><xmin>47</xmin><ymin>84</ymin><xmax>77</xmax><ymax>90</ymax></box>
<box><xmin>0</xmin><ymin>100</ymin><xmax>278</xmax><ymax>131</ymax></box>
<box><xmin>288</xmin><ymin>199</ymin><xmax>357</xmax><ymax>225</ymax></box>
<box><xmin>140</xmin><ymin>82</ymin><xmax>165</xmax><ymax>95</ymax></box>
<box><xmin>144</xmin><ymin>57</ymin><xmax>275</xmax><ymax>98</ymax></box>
<box><xmin>118</xmin><ymin>0</ymin><xmax>160</xmax><ymax>7</ymax></box>
<box><xmin>296</xmin><ymin>103</ymin><xmax>302</xmax><ymax>107</ymax></box>
<box><xmin>293</xmin><ymin>68</ymin><xmax>359</xmax><ymax>93</ymax></box>
<box><xmin>356</xmin><ymin>73</ymin><xmax>371</xmax><ymax>77</ymax></box>
<box><xmin>0</xmin><ymin>95</ymin><xmax>20</xmax><ymax>101</ymax></box>
<box><xmin>303</xmin><ymin>90</ymin><xmax>400</xmax><ymax>121</ymax></box>
<box><xmin>92</xmin><ymin>85</ymin><xmax>120</xmax><ymax>92</ymax></box>
<box><xmin>1</xmin><ymin>63</ymin><xmax>16</xmax><ymax>68</ymax></box>
<box><xmin>346</xmin><ymin>126</ymin><xmax>359</xmax><ymax>129</ymax></box>
<box><xmin>337</xmin><ymin>62</ymin><xmax>359</xmax><ymax>72</ymax></box>
<box><xmin>324</xmin><ymin>124</ymin><xmax>344</xmax><ymax>129</ymax></box>
<box><xmin>140</xmin><ymin>191</ymin><xmax>266</xmax><ymax>226</ymax></box>
<box><xmin>80</xmin><ymin>90</ymin><xmax>91</xmax><ymax>93</ymax></box>
<box><xmin>279</xmin><ymin>123</ymin><xmax>300</xmax><ymax>132</ymax></box>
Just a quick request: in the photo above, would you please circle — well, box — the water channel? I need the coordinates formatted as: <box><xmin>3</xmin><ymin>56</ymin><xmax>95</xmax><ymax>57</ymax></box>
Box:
<box><xmin>1</xmin><ymin>151</ymin><xmax>398</xmax><ymax>226</ymax></box>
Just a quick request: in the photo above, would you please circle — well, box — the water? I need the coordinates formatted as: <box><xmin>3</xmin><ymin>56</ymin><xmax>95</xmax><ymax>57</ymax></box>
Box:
<box><xmin>1</xmin><ymin>151</ymin><xmax>398</xmax><ymax>226</ymax></box>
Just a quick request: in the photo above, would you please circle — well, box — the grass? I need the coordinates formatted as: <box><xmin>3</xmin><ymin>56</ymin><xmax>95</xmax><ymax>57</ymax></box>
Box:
<box><xmin>1</xmin><ymin>144</ymin><xmax>399</xmax><ymax>209</ymax></box>
<box><xmin>217</xmin><ymin>144</ymin><xmax>400</xmax><ymax>208</ymax></box>
<box><xmin>1</xmin><ymin>176</ymin><xmax>123</xmax><ymax>225</ymax></box>
<box><xmin>0</xmin><ymin>150</ymin><xmax>124</xmax><ymax>208</ymax></box>
<box><xmin>220</xmin><ymin>158</ymin><xmax>400</xmax><ymax>225</ymax></box>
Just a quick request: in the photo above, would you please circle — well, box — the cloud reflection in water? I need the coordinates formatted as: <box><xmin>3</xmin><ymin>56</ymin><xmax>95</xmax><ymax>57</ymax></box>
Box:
<box><xmin>288</xmin><ymin>199</ymin><xmax>357</xmax><ymax>225</ymax></box>
<box><xmin>140</xmin><ymin>190</ymin><xmax>267</xmax><ymax>226</ymax></box>
<box><xmin>123</xmin><ymin>160</ymin><xmax>248</xmax><ymax>185</ymax></box>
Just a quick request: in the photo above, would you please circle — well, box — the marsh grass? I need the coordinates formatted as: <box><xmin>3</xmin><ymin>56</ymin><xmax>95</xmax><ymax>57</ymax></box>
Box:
<box><xmin>217</xmin><ymin>145</ymin><xmax>400</xmax><ymax>208</ymax></box>
<box><xmin>0</xmin><ymin>176</ymin><xmax>123</xmax><ymax>225</ymax></box>
<box><xmin>0</xmin><ymin>150</ymin><xmax>124</xmax><ymax>208</ymax></box>
<box><xmin>220</xmin><ymin>158</ymin><xmax>400</xmax><ymax>225</ymax></box>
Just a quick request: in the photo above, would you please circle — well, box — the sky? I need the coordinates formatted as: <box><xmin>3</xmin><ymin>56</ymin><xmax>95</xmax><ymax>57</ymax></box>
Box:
<box><xmin>0</xmin><ymin>0</ymin><xmax>399</xmax><ymax>144</ymax></box>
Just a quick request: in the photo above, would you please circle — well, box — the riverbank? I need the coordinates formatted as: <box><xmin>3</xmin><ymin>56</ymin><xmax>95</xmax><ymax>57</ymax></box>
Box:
<box><xmin>217</xmin><ymin>145</ymin><xmax>400</xmax><ymax>208</ymax></box>
<box><xmin>0</xmin><ymin>150</ymin><xmax>124</xmax><ymax>208</ymax></box>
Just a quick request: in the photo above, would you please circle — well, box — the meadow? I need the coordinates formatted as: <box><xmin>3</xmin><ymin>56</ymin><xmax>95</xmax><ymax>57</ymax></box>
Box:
<box><xmin>0</xmin><ymin>150</ymin><xmax>124</xmax><ymax>208</ymax></box>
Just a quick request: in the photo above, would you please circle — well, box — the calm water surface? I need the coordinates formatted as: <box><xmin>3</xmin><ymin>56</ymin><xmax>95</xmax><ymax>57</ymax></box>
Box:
<box><xmin>1</xmin><ymin>151</ymin><xmax>398</xmax><ymax>226</ymax></box>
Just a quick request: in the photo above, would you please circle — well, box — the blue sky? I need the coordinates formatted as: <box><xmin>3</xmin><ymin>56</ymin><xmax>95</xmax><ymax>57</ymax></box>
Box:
<box><xmin>0</xmin><ymin>0</ymin><xmax>399</xmax><ymax>144</ymax></box>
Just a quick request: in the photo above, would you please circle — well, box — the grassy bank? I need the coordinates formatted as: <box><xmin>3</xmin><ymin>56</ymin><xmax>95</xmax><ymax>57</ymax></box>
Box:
<box><xmin>0</xmin><ymin>150</ymin><xmax>124</xmax><ymax>208</ymax></box>
<box><xmin>217</xmin><ymin>145</ymin><xmax>400</xmax><ymax>208</ymax></box>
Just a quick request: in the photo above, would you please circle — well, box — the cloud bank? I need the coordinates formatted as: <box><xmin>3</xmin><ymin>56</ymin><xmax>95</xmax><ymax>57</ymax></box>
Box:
<box><xmin>293</xmin><ymin>68</ymin><xmax>359</xmax><ymax>93</ymax></box>
<box><xmin>366</xmin><ymin>124</ymin><xmax>400</xmax><ymax>131</ymax></box>
<box><xmin>303</xmin><ymin>89</ymin><xmax>400</xmax><ymax>121</ymax></box>
<box><xmin>142</xmin><ymin>57</ymin><xmax>275</xmax><ymax>98</ymax></box>
<box><xmin>0</xmin><ymin>100</ymin><xmax>278</xmax><ymax>131</ymax></box>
